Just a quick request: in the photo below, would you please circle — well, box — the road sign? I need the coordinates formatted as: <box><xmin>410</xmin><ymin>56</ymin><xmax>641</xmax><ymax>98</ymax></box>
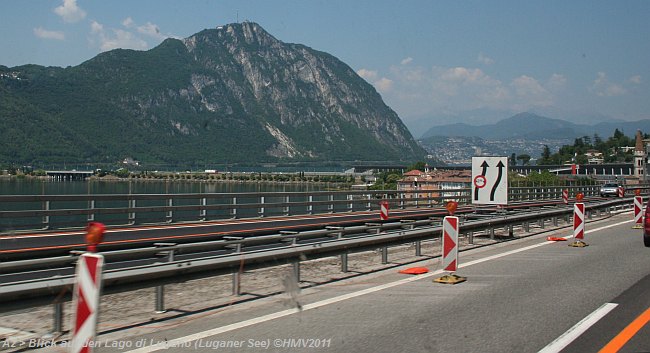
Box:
<box><xmin>562</xmin><ymin>189</ymin><xmax>569</xmax><ymax>204</ymax></box>
<box><xmin>633</xmin><ymin>196</ymin><xmax>643</xmax><ymax>229</ymax></box>
<box><xmin>472</xmin><ymin>157</ymin><xmax>508</xmax><ymax>205</ymax></box>
<box><xmin>433</xmin><ymin>216</ymin><xmax>466</xmax><ymax>284</ymax></box>
<box><xmin>569</xmin><ymin>203</ymin><xmax>588</xmax><ymax>247</ymax></box>
<box><xmin>441</xmin><ymin>216</ymin><xmax>459</xmax><ymax>272</ymax></box>
<box><xmin>70</xmin><ymin>253</ymin><xmax>104</xmax><ymax>353</ymax></box>
<box><xmin>380</xmin><ymin>201</ymin><xmax>389</xmax><ymax>221</ymax></box>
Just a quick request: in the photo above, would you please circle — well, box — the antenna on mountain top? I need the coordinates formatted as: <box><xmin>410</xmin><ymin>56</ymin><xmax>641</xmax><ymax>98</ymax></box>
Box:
<box><xmin>237</xmin><ymin>11</ymin><xmax>239</xmax><ymax>23</ymax></box>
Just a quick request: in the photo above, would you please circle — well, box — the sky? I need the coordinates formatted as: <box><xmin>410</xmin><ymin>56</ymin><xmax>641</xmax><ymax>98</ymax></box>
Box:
<box><xmin>1</xmin><ymin>0</ymin><xmax>649</xmax><ymax>135</ymax></box>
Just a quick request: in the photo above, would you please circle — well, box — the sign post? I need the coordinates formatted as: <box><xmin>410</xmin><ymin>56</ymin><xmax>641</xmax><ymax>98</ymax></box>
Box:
<box><xmin>379</xmin><ymin>201</ymin><xmax>389</xmax><ymax>221</ymax></box>
<box><xmin>569</xmin><ymin>202</ymin><xmax>588</xmax><ymax>247</ymax></box>
<box><xmin>434</xmin><ymin>202</ymin><xmax>466</xmax><ymax>284</ymax></box>
<box><xmin>471</xmin><ymin>157</ymin><xmax>508</xmax><ymax>206</ymax></box>
<box><xmin>70</xmin><ymin>222</ymin><xmax>105</xmax><ymax>353</ymax></box>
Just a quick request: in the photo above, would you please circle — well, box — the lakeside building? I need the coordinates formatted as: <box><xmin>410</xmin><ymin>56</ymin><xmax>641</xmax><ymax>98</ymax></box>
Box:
<box><xmin>397</xmin><ymin>166</ymin><xmax>471</xmax><ymax>203</ymax></box>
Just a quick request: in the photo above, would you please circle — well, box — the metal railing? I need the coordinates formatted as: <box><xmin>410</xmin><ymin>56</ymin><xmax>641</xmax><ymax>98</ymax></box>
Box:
<box><xmin>0</xmin><ymin>185</ymin><xmax>619</xmax><ymax>233</ymax></box>
<box><xmin>0</xmin><ymin>198</ymin><xmax>634</xmax><ymax>312</ymax></box>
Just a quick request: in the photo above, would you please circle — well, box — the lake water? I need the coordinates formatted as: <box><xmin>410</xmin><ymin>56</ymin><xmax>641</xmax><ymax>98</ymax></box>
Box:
<box><xmin>0</xmin><ymin>178</ymin><xmax>327</xmax><ymax>195</ymax></box>
<box><xmin>0</xmin><ymin>179</ymin><xmax>339</xmax><ymax>231</ymax></box>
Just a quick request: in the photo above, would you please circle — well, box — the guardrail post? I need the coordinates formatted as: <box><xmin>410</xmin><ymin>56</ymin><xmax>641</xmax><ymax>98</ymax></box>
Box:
<box><xmin>381</xmin><ymin>247</ymin><xmax>388</xmax><ymax>264</ymax></box>
<box><xmin>154</xmin><ymin>243</ymin><xmax>176</xmax><ymax>313</ymax></box>
<box><xmin>259</xmin><ymin>196</ymin><xmax>265</xmax><ymax>217</ymax></box>
<box><xmin>53</xmin><ymin>300</ymin><xmax>64</xmax><ymax>333</ymax></box>
<box><xmin>42</xmin><ymin>200</ymin><xmax>50</xmax><ymax>230</ymax></box>
<box><xmin>524</xmin><ymin>222</ymin><xmax>530</xmax><ymax>233</ymax></box>
<box><xmin>399</xmin><ymin>193</ymin><xmax>405</xmax><ymax>209</ymax></box>
<box><xmin>128</xmin><ymin>198</ymin><xmax>136</xmax><ymax>225</ymax></box>
<box><xmin>283</xmin><ymin>195</ymin><xmax>290</xmax><ymax>215</ymax></box>
<box><xmin>166</xmin><ymin>198</ymin><xmax>173</xmax><ymax>222</ymax></box>
<box><xmin>366</xmin><ymin>194</ymin><xmax>372</xmax><ymax>211</ymax></box>
<box><xmin>231</xmin><ymin>197</ymin><xmax>237</xmax><ymax>218</ymax></box>
<box><xmin>508</xmin><ymin>225</ymin><xmax>514</xmax><ymax>237</ymax></box>
<box><xmin>200</xmin><ymin>197</ymin><xmax>207</xmax><ymax>220</ymax></box>
<box><xmin>468</xmin><ymin>231</ymin><xmax>474</xmax><ymax>245</ymax></box>
<box><xmin>326</xmin><ymin>226</ymin><xmax>348</xmax><ymax>272</ymax></box>
<box><xmin>328</xmin><ymin>194</ymin><xmax>334</xmax><ymax>213</ymax></box>
<box><xmin>552</xmin><ymin>217</ymin><xmax>558</xmax><ymax>226</ymax></box>
<box><xmin>224</xmin><ymin>237</ymin><xmax>244</xmax><ymax>295</ymax></box>
<box><xmin>87</xmin><ymin>199</ymin><xmax>95</xmax><ymax>222</ymax></box>
<box><xmin>292</xmin><ymin>259</ymin><xmax>300</xmax><ymax>282</ymax></box>
<box><xmin>347</xmin><ymin>194</ymin><xmax>353</xmax><ymax>212</ymax></box>
<box><xmin>587</xmin><ymin>210</ymin><xmax>592</xmax><ymax>219</ymax></box>
<box><xmin>308</xmin><ymin>195</ymin><xmax>313</xmax><ymax>214</ymax></box>
<box><xmin>489</xmin><ymin>227</ymin><xmax>495</xmax><ymax>240</ymax></box>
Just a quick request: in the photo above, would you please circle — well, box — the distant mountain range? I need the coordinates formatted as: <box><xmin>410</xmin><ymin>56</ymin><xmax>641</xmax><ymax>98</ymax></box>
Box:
<box><xmin>420</xmin><ymin>112</ymin><xmax>650</xmax><ymax>140</ymax></box>
<box><xmin>0</xmin><ymin>22</ymin><xmax>424</xmax><ymax>168</ymax></box>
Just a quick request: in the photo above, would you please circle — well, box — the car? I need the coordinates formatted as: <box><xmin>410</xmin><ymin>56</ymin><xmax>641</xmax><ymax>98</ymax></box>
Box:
<box><xmin>645</xmin><ymin>198</ymin><xmax>650</xmax><ymax>247</ymax></box>
<box><xmin>599</xmin><ymin>183</ymin><xmax>622</xmax><ymax>197</ymax></box>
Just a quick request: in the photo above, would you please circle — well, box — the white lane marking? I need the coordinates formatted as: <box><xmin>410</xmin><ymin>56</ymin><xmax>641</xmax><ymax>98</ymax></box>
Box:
<box><xmin>537</xmin><ymin>303</ymin><xmax>619</xmax><ymax>353</ymax></box>
<box><xmin>123</xmin><ymin>218</ymin><xmax>633</xmax><ymax>353</ymax></box>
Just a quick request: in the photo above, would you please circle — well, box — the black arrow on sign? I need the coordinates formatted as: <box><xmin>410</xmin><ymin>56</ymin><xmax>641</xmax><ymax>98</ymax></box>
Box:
<box><xmin>490</xmin><ymin>161</ymin><xmax>505</xmax><ymax>201</ymax></box>
<box><xmin>474</xmin><ymin>161</ymin><xmax>489</xmax><ymax>201</ymax></box>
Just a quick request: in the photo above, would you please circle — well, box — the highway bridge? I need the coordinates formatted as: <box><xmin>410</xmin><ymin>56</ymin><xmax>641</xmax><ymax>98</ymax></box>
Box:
<box><xmin>0</xmin><ymin>187</ymin><xmax>648</xmax><ymax>352</ymax></box>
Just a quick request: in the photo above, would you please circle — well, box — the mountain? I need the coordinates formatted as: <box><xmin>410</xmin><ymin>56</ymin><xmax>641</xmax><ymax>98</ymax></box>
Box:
<box><xmin>420</xmin><ymin>112</ymin><xmax>650</xmax><ymax>140</ymax></box>
<box><xmin>0</xmin><ymin>22</ymin><xmax>424</xmax><ymax>168</ymax></box>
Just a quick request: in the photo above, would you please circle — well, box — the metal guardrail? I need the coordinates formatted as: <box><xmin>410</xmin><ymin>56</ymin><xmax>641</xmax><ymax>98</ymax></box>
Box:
<box><xmin>0</xmin><ymin>197</ymin><xmax>633</xmax><ymax>308</ymax></box>
<box><xmin>0</xmin><ymin>185</ymin><xmax>616</xmax><ymax>232</ymax></box>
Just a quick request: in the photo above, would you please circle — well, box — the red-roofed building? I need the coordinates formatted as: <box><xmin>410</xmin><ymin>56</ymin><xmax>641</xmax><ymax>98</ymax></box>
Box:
<box><xmin>397</xmin><ymin>169</ymin><xmax>471</xmax><ymax>204</ymax></box>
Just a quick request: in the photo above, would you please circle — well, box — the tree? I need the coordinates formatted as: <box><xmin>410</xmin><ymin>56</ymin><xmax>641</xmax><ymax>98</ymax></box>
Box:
<box><xmin>407</xmin><ymin>161</ymin><xmax>426</xmax><ymax>172</ymax></box>
<box><xmin>510</xmin><ymin>153</ymin><xmax>517</xmax><ymax>166</ymax></box>
<box><xmin>517</xmin><ymin>154</ymin><xmax>531</xmax><ymax>165</ymax></box>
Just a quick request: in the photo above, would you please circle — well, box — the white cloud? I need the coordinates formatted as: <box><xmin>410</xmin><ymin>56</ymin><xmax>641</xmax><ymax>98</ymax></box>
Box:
<box><xmin>357</xmin><ymin>68</ymin><xmax>378</xmax><ymax>81</ymax></box>
<box><xmin>546</xmin><ymin>73</ymin><xmax>567</xmax><ymax>91</ymax></box>
<box><xmin>101</xmin><ymin>29</ymin><xmax>148</xmax><ymax>51</ymax></box>
<box><xmin>371</xmin><ymin>60</ymin><xmax>569</xmax><ymax>119</ymax></box>
<box><xmin>511</xmin><ymin>75</ymin><xmax>552</xmax><ymax>108</ymax></box>
<box><xmin>137</xmin><ymin>22</ymin><xmax>165</xmax><ymax>40</ymax></box>
<box><xmin>122</xmin><ymin>17</ymin><xmax>135</xmax><ymax>28</ymax></box>
<box><xmin>357</xmin><ymin>68</ymin><xmax>392</xmax><ymax>92</ymax></box>
<box><xmin>89</xmin><ymin>21</ymin><xmax>148</xmax><ymax>52</ymax></box>
<box><xmin>33</xmin><ymin>27</ymin><xmax>65</xmax><ymax>40</ymax></box>
<box><xmin>628</xmin><ymin>75</ymin><xmax>642</xmax><ymax>84</ymax></box>
<box><xmin>54</xmin><ymin>0</ymin><xmax>86</xmax><ymax>23</ymax></box>
<box><xmin>477</xmin><ymin>52</ymin><xmax>494</xmax><ymax>65</ymax></box>
<box><xmin>590</xmin><ymin>72</ymin><xmax>626</xmax><ymax>97</ymax></box>
<box><xmin>400</xmin><ymin>57</ymin><xmax>413</xmax><ymax>65</ymax></box>
<box><xmin>90</xmin><ymin>20</ymin><xmax>103</xmax><ymax>34</ymax></box>
<box><xmin>375</xmin><ymin>77</ymin><xmax>393</xmax><ymax>92</ymax></box>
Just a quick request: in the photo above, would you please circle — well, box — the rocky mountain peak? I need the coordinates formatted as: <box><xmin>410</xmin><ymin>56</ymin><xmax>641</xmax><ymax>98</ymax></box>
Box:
<box><xmin>1</xmin><ymin>23</ymin><xmax>425</xmax><ymax>167</ymax></box>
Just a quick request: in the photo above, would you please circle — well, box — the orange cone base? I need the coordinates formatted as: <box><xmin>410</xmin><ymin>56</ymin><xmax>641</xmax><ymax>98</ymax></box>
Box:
<box><xmin>568</xmin><ymin>240</ymin><xmax>589</xmax><ymax>247</ymax></box>
<box><xmin>433</xmin><ymin>274</ymin><xmax>466</xmax><ymax>284</ymax></box>
<box><xmin>547</xmin><ymin>236</ymin><xmax>567</xmax><ymax>242</ymax></box>
<box><xmin>398</xmin><ymin>267</ymin><xmax>429</xmax><ymax>275</ymax></box>
<box><xmin>632</xmin><ymin>224</ymin><xmax>643</xmax><ymax>229</ymax></box>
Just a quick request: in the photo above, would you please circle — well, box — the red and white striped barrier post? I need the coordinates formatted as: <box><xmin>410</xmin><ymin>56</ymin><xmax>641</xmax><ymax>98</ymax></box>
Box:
<box><xmin>434</xmin><ymin>208</ymin><xmax>466</xmax><ymax>284</ymax></box>
<box><xmin>70</xmin><ymin>222</ymin><xmax>106</xmax><ymax>353</ymax></box>
<box><xmin>70</xmin><ymin>253</ymin><xmax>104</xmax><ymax>353</ymax></box>
<box><xmin>633</xmin><ymin>196</ymin><xmax>643</xmax><ymax>229</ymax></box>
<box><xmin>562</xmin><ymin>189</ymin><xmax>569</xmax><ymax>204</ymax></box>
<box><xmin>569</xmin><ymin>202</ymin><xmax>588</xmax><ymax>247</ymax></box>
<box><xmin>618</xmin><ymin>187</ymin><xmax>625</xmax><ymax>198</ymax></box>
<box><xmin>379</xmin><ymin>201</ymin><xmax>389</xmax><ymax>221</ymax></box>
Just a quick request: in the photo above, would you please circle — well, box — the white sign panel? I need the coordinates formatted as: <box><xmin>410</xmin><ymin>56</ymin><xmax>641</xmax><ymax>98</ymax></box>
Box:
<box><xmin>472</xmin><ymin>156</ymin><xmax>508</xmax><ymax>205</ymax></box>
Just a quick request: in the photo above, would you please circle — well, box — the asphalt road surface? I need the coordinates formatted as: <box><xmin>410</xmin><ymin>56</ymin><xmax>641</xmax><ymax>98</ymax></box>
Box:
<box><xmin>32</xmin><ymin>212</ymin><xmax>650</xmax><ymax>353</ymax></box>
